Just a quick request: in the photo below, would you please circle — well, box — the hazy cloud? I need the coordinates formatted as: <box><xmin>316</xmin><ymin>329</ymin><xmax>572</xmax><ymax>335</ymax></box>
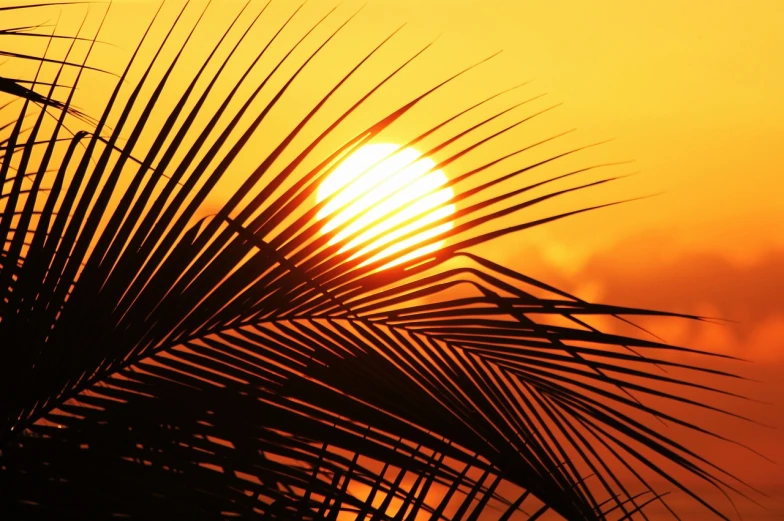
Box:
<box><xmin>515</xmin><ymin>230</ymin><xmax>784</xmax><ymax>362</ymax></box>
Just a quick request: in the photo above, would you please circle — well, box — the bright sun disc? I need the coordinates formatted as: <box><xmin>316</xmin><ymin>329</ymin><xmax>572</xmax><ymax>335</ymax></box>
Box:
<box><xmin>316</xmin><ymin>143</ymin><xmax>455</xmax><ymax>268</ymax></box>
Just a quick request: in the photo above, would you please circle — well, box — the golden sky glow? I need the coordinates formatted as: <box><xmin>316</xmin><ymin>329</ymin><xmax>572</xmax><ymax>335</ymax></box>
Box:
<box><xmin>6</xmin><ymin>0</ymin><xmax>778</xmax><ymax>265</ymax></box>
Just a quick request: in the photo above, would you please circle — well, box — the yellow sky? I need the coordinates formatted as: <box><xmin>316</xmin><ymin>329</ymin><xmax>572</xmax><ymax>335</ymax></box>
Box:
<box><xmin>76</xmin><ymin>0</ymin><xmax>782</xmax><ymax>266</ymax></box>
<box><xmin>7</xmin><ymin>0</ymin><xmax>782</xmax><ymax>255</ymax></box>
<box><xmin>398</xmin><ymin>0</ymin><xmax>784</xmax><ymax>264</ymax></box>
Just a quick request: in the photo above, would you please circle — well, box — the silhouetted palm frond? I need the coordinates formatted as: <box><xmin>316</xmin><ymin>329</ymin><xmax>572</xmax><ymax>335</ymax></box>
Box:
<box><xmin>0</xmin><ymin>3</ymin><xmax>99</xmax><ymax>121</ymax></box>
<box><xmin>0</xmin><ymin>2</ymin><xmax>757</xmax><ymax>520</ymax></box>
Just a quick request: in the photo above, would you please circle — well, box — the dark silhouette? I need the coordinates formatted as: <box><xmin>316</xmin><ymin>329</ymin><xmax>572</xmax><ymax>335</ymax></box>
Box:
<box><xmin>0</xmin><ymin>3</ymin><xmax>755</xmax><ymax>520</ymax></box>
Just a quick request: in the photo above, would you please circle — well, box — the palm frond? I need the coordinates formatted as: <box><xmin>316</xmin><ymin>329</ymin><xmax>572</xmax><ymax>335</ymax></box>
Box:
<box><xmin>0</xmin><ymin>3</ymin><xmax>99</xmax><ymax>121</ymax></box>
<box><xmin>0</xmin><ymin>2</ymin><xmax>757</xmax><ymax>520</ymax></box>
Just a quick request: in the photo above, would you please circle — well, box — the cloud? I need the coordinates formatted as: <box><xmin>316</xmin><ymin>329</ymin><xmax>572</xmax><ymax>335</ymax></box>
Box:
<box><xmin>504</xmin><ymin>231</ymin><xmax>784</xmax><ymax>516</ymax></box>
<box><xmin>512</xmin><ymin>230</ymin><xmax>784</xmax><ymax>362</ymax></box>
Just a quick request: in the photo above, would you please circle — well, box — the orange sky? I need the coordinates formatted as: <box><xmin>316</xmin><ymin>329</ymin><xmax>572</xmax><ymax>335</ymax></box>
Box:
<box><xmin>4</xmin><ymin>0</ymin><xmax>782</xmax><ymax>518</ymax></box>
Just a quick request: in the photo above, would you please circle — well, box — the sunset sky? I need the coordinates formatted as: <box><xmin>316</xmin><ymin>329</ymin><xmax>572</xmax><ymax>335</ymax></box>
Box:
<box><xmin>338</xmin><ymin>6</ymin><xmax>784</xmax><ymax>519</ymax></box>
<box><xmin>5</xmin><ymin>0</ymin><xmax>782</xmax><ymax>518</ymax></box>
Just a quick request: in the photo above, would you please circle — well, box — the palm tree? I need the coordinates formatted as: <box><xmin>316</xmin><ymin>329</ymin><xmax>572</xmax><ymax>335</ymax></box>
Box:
<box><xmin>0</xmin><ymin>2</ymin><xmax>758</xmax><ymax>520</ymax></box>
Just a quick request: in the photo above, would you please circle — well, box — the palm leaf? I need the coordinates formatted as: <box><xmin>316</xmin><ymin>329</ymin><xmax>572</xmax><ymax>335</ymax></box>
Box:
<box><xmin>0</xmin><ymin>3</ymin><xmax>100</xmax><ymax>122</ymax></box>
<box><xmin>0</xmin><ymin>2</ymin><xmax>757</xmax><ymax>520</ymax></box>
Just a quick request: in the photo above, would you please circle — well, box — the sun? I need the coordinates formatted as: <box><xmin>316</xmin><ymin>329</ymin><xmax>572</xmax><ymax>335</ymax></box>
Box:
<box><xmin>316</xmin><ymin>143</ymin><xmax>456</xmax><ymax>269</ymax></box>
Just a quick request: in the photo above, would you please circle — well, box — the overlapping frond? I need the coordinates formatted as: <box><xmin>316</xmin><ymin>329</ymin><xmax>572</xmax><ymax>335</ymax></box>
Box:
<box><xmin>0</xmin><ymin>2</ymin><xmax>754</xmax><ymax>520</ymax></box>
<box><xmin>0</xmin><ymin>3</ymin><xmax>99</xmax><ymax>121</ymax></box>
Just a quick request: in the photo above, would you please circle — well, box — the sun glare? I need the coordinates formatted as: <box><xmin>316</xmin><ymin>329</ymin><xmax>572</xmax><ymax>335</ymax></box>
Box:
<box><xmin>316</xmin><ymin>144</ymin><xmax>455</xmax><ymax>268</ymax></box>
